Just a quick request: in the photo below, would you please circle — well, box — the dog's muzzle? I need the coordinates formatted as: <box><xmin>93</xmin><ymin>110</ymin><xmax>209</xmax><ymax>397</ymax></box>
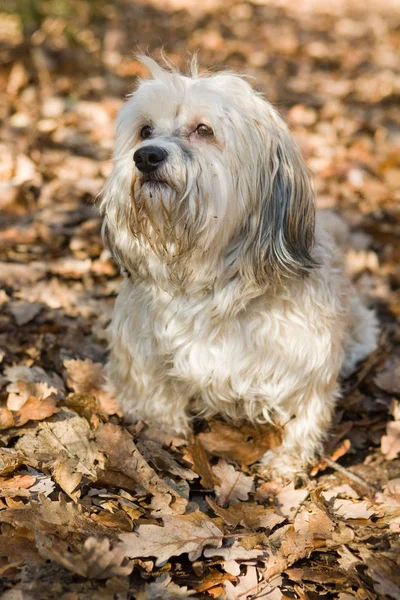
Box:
<box><xmin>134</xmin><ymin>146</ymin><xmax>168</xmax><ymax>173</ymax></box>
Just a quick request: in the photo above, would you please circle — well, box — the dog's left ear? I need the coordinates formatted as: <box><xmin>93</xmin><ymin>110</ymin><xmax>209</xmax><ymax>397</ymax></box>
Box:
<box><xmin>237</xmin><ymin>107</ymin><xmax>317</xmax><ymax>285</ymax></box>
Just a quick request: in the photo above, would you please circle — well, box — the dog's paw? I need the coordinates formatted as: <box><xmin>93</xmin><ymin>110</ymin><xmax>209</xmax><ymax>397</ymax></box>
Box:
<box><xmin>260</xmin><ymin>450</ymin><xmax>308</xmax><ymax>483</ymax></box>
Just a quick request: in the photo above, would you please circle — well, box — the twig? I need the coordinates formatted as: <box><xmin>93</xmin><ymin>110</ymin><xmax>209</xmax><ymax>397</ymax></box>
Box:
<box><xmin>322</xmin><ymin>456</ymin><xmax>380</xmax><ymax>495</ymax></box>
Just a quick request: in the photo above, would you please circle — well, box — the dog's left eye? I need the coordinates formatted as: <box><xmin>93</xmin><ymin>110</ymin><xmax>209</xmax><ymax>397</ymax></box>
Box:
<box><xmin>195</xmin><ymin>124</ymin><xmax>213</xmax><ymax>137</ymax></box>
<box><xmin>140</xmin><ymin>125</ymin><xmax>153</xmax><ymax>139</ymax></box>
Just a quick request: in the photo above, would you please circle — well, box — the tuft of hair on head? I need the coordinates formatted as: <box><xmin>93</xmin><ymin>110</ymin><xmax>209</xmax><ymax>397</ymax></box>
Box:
<box><xmin>136</xmin><ymin>54</ymin><xmax>173</xmax><ymax>81</ymax></box>
<box><xmin>136</xmin><ymin>52</ymin><xmax>201</xmax><ymax>82</ymax></box>
<box><xmin>188</xmin><ymin>53</ymin><xmax>199</xmax><ymax>78</ymax></box>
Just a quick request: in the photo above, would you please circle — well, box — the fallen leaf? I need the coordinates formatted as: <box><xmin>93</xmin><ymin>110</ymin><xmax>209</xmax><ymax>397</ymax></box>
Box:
<box><xmin>15</xmin><ymin>409</ymin><xmax>104</xmax><ymax>477</ymax></box>
<box><xmin>8</xmin><ymin>302</ymin><xmax>43</xmax><ymax>326</ymax></box>
<box><xmin>224</xmin><ymin>566</ymin><xmax>259</xmax><ymax>599</ymax></box>
<box><xmin>64</xmin><ymin>358</ymin><xmax>120</xmax><ymax>416</ymax></box>
<box><xmin>0</xmin><ymin>475</ymin><xmax>36</xmax><ymax>490</ymax></box>
<box><xmin>197</xmin><ymin>568</ymin><xmax>236</xmax><ymax>593</ymax></box>
<box><xmin>26</xmin><ymin>470</ymin><xmax>55</xmax><ymax>497</ymax></box>
<box><xmin>97</xmin><ymin>422</ymin><xmax>187</xmax><ymax>513</ymax></box>
<box><xmin>285</xmin><ymin>567</ymin><xmax>348</xmax><ymax>585</ymax></box>
<box><xmin>198</xmin><ymin>420</ymin><xmax>282</xmax><ymax>465</ymax></box>
<box><xmin>37</xmin><ymin>534</ymin><xmax>133</xmax><ymax>579</ymax></box>
<box><xmin>332</xmin><ymin>499</ymin><xmax>378</xmax><ymax>520</ymax></box>
<box><xmin>0</xmin><ymin>494</ymin><xmax>118</xmax><ymax>541</ymax></box>
<box><xmin>375</xmin><ymin>357</ymin><xmax>400</xmax><ymax>395</ymax></box>
<box><xmin>5</xmin><ymin>366</ymin><xmax>65</xmax><ymax>399</ymax></box>
<box><xmin>213</xmin><ymin>460</ymin><xmax>254</xmax><ymax>506</ymax></box>
<box><xmin>137</xmin><ymin>440</ymin><xmax>198</xmax><ymax>481</ymax></box>
<box><xmin>136</xmin><ymin>574</ymin><xmax>196</xmax><ymax>599</ymax></box>
<box><xmin>0</xmin><ymin>408</ymin><xmax>14</xmax><ymax>430</ymax></box>
<box><xmin>92</xmin><ymin>509</ymin><xmax>133</xmax><ymax>532</ymax></box>
<box><xmin>52</xmin><ymin>454</ymin><xmax>82</xmax><ymax>500</ymax></box>
<box><xmin>184</xmin><ymin>437</ymin><xmax>214</xmax><ymax>489</ymax></box>
<box><xmin>381</xmin><ymin>421</ymin><xmax>400</xmax><ymax>460</ymax></box>
<box><xmin>0</xmin><ymin>449</ymin><xmax>31</xmax><ymax>475</ymax></box>
<box><xmin>119</xmin><ymin>510</ymin><xmax>223</xmax><ymax>566</ymax></box>
<box><xmin>13</xmin><ymin>395</ymin><xmax>60</xmax><ymax>427</ymax></box>
<box><xmin>359</xmin><ymin>549</ymin><xmax>400</xmax><ymax>599</ymax></box>
<box><xmin>204</xmin><ymin>541</ymin><xmax>264</xmax><ymax>561</ymax></box>
<box><xmin>207</xmin><ymin>497</ymin><xmax>285</xmax><ymax>530</ymax></box>
<box><xmin>275</xmin><ymin>483</ymin><xmax>309</xmax><ymax>519</ymax></box>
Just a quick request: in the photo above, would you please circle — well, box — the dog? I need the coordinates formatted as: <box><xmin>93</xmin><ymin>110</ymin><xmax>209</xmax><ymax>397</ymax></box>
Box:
<box><xmin>99</xmin><ymin>57</ymin><xmax>378</xmax><ymax>479</ymax></box>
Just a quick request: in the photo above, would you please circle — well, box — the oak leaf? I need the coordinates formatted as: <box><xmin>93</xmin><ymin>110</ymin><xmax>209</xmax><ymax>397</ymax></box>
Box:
<box><xmin>213</xmin><ymin>460</ymin><xmax>254</xmax><ymax>506</ymax></box>
<box><xmin>381</xmin><ymin>421</ymin><xmax>400</xmax><ymax>460</ymax></box>
<box><xmin>198</xmin><ymin>420</ymin><xmax>281</xmax><ymax>465</ymax></box>
<box><xmin>37</xmin><ymin>534</ymin><xmax>132</xmax><ymax>579</ymax></box>
<box><xmin>119</xmin><ymin>510</ymin><xmax>223</xmax><ymax>566</ymax></box>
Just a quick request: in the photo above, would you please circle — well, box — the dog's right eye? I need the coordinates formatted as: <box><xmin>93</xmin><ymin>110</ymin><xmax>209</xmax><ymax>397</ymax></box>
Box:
<box><xmin>140</xmin><ymin>125</ymin><xmax>153</xmax><ymax>139</ymax></box>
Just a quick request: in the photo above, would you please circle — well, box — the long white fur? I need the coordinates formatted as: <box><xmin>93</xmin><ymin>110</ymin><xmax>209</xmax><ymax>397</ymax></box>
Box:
<box><xmin>100</xmin><ymin>58</ymin><xmax>378</xmax><ymax>479</ymax></box>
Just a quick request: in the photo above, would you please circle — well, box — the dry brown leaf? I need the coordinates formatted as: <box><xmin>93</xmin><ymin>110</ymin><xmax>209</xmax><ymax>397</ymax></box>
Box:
<box><xmin>64</xmin><ymin>358</ymin><xmax>120</xmax><ymax>416</ymax></box>
<box><xmin>65</xmin><ymin>392</ymin><xmax>101</xmax><ymax>423</ymax></box>
<box><xmin>262</xmin><ymin>524</ymin><xmax>313</xmax><ymax>582</ymax></box>
<box><xmin>0</xmin><ymin>494</ymin><xmax>119</xmax><ymax>541</ymax></box>
<box><xmin>137</xmin><ymin>440</ymin><xmax>198</xmax><ymax>481</ymax></box>
<box><xmin>137</xmin><ymin>574</ymin><xmax>196</xmax><ymax>599</ymax></box>
<box><xmin>203</xmin><ymin>541</ymin><xmax>263</xmax><ymax>562</ymax></box>
<box><xmin>0</xmin><ymin>449</ymin><xmax>32</xmax><ymax>476</ymax></box>
<box><xmin>14</xmin><ymin>395</ymin><xmax>60</xmax><ymax>427</ymax></box>
<box><xmin>275</xmin><ymin>483</ymin><xmax>309</xmax><ymax>519</ymax></box>
<box><xmin>213</xmin><ymin>460</ymin><xmax>254</xmax><ymax>507</ymax></box>
<box><xmin>119</xmin><ymin>510</ymin><xmax>223</xmax><ymax>566</ymax></box>
<box><xmin>224</xmin><ymin>566</ymin><xmax>258</xmax><ymax>599</ymax></box>
<box><xmin>7</xmin><ymin>381</ymin><xmax>57</xmax><ymax>411</ymax></box>
<box><xmin>184</xmin><ymin>437</ymin><xmax>214</xmax><ymax>489</ymax></box>
<box><xmin>52</xmin><ymin>454</ymin><xmax>82</xmax><ymax>501</ymax></box>
<box><xmin>92</xmin><ymin>509</ymin><xmax>133</xmax><ymax>532</ymax></box>
<box><xmin>375</xmin><ymin>357</ymin><xmax>400</xmax><ymax>395</ymax></box>
<box><xmin>197</xmin><ymin>568</ymin><xmax>236</xmax><ymax>593</ymax></box>
<box><xmin>286</xmin><ymin>567</ymin><xmax>348</xmax><ymax>585</ymax></box>
<box><xmin>37</xmin><ymin>534</ymin><xmax>133</xmax><ymax>579</ymax></box>
<box><xmin>15</xmin><ymin>409</ymin><xmax>104</xmax><ymax>477</ymax></box>
<box><xmin>64</xmin><ymin>358</ymin><xmax>104</xmax><ymax>393</ymax></box>
<box><xmin>97</xmin><ymin>422</ymin><xmax>187</xmax><ymax>513</ymax></box>
<box><xmin>0</xmin><ymin>408</ymin><xmax>14</xmax><ymax>430</ymax></box>
<box><xmin>8</xmin><ymin>302</ymin><xmax>43</xmax><ymax>326</ymax></box>
<box><xmin>358</xmin><ymin>550</ymin><xmax>400</xmax><ymax>599</ymax></box>
<box><xmin>0</xmin><ymin>475</ymin><xmax>36</xmax><ymax>490</ymax></box>
<box><xmin>5</xmin><ymin>365</ymin><xmax>65</xmax><ymax>400</ymax></box>
<box><xmin>198</xmin><ymin>420</ymin><xmax>281</xmax><ymax>465</ymax></box>
<box><xmin>95</xmin><ymin>468</ymin><xmax>138</xmax><ymax>493</ymax></box>
<box><xmin>381</xmin><ymin>421</ymin><xmax>400</xmax><ymax>460</ymax></box>
<box><xmin>0</xmin><ymin>523</ymin><xmax>43</xmax><ymax>567</ymax></box>
<box><xmin>332</xmin><ymin>499</ymin><xmax>378</xmax><ymax>520</ymax></box>
<box><xmin>207</xmin><ymin>497</ymin><xmax>285</xmax><ymax>530</ymax></box>
<box><xmin>294</xmin><ymin>505</ymin><xmax>335</xmax><ymax>539</ymax></box>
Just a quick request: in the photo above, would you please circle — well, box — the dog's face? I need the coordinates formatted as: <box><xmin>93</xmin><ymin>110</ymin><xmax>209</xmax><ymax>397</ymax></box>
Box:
<box><xmin>101</xmin><ymin>57</ymin><xmax>316</xmax><ymax>285</ymax></box>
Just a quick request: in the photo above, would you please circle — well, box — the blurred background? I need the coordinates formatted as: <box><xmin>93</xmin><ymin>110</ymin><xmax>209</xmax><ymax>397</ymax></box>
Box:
<box><xmin>0</xmin><ymin>0</ymin><xmax>399</xmax><ymax>354</ymax></box>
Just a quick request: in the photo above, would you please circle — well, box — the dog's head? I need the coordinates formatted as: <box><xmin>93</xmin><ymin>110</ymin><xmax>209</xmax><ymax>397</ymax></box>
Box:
<box><xmin>101</xmin><ymin>57</ymin><xmax>316</xmax><ymax>285</ymax></box>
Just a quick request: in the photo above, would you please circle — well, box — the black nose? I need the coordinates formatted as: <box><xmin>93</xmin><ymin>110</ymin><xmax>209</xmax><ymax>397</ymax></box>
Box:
<box><xmin>133</xmin><ymin>145</ymin><xmax>168</xmax><ymax>173</ymax></box>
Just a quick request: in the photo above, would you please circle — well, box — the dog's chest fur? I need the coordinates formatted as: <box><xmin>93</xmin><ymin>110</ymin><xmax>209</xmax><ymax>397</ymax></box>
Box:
<box><xmin>112</xmin><ymin>275</ymin><xmax>343</xmax><ymax>423</ymax></box>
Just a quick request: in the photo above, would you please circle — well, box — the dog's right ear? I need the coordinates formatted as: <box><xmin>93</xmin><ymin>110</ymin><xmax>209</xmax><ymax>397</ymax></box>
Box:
<box><xmin>236</xmin><ymin>103</ymin><xmax>317</xmax><ymax>287</ymax></box>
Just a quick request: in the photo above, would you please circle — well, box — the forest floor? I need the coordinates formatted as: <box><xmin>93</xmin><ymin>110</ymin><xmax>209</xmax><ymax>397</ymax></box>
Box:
<box><xmin>0</xmin><ymin>0</ymin><xmax>400</xmax><ymax>598</ymax></box>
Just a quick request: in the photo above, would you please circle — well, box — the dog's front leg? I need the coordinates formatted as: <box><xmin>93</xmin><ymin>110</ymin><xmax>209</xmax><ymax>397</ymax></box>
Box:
<box><xmin>261</xmin><ymin>382</ymin><xmax>339</xmax><ymax>481</ymax></box>
<box><xmin>104</xmin><ymin>346</ymin><xmax>192</xmax><ymax>436</ymax></box>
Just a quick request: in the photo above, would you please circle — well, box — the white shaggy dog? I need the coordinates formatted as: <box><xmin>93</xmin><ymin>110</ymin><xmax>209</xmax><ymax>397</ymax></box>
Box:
<box><xmin>100</xmin><ymin>57</ymin><xmax>378</xmax><ymax>479</ymax></box>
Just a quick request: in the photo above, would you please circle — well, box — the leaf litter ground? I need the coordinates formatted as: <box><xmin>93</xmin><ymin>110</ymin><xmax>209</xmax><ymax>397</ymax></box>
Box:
<box><xmin>1</xmin><ymin>0</ymin><xmax>400</xmax><ymax>598</ymax></box>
